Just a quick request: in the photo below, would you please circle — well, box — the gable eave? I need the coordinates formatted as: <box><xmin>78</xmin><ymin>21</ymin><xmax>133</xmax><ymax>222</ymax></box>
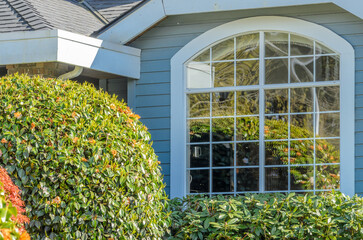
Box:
<box><xmin>96</xmin><ymin>0</ymin><xmax>363</xmax><ymax>44</ymax></box>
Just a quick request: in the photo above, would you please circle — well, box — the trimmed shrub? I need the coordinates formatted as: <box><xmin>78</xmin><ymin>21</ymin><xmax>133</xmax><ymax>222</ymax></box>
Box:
<box><xmin>169</xmin><ymin>192</ymin><xmax>363</xmax><ymax>239</ymax></box>
<box><xmin>0</xmin><ymin>74</ymin><xmax>169</xmax><ymax>239</ymax></box>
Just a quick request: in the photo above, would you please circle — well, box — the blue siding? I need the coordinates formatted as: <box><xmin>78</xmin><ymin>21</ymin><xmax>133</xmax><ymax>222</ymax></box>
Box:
<box><xmin>129</xmin><ymin>3</ymin><xmax>363</xmax><ymax>195</ymax></box>
<box><xmin>136</xmin><ymin>83</ymin><xmax>170</xmax><ymax>95</ymax></box>
<box><xmin>139</xmin><ymin>72</ymin><xmax>170</xmax><ymax>84</ymax></box>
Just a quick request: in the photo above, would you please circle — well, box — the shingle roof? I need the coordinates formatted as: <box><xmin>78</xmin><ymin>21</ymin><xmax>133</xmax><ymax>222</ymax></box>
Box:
<box><xmin>25</xmin><ymin>0</ymin><xmax>105</xmax><ymax>35</ymax></box>
<box><xmin>85</xmin><ymin>0</ymin><xmax>142</xmax><ymax>22</ymax></box>
<box><xmin>0</xmin><ymin>0</ymin><xmax>37</xmax><ymax>33</ymax></box>
<box><xmin>0</xmin><ymin>0</ymin><xmax>144</xmax><ymax>36</ymax></box>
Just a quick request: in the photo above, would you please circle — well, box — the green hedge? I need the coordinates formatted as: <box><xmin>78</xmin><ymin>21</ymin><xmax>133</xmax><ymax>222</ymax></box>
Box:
<box><xmin>0</xmin><ymin>74</ymin><xmax>169</xmax><ymax>239</ymax></box>
<box><xmin>168</xmin><ymin>192</ymin><xmax>363</xmax><ymax>239</ymax></box>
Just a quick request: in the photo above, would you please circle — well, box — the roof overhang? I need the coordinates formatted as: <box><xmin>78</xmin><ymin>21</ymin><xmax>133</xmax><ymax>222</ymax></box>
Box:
<box><xmin>0</xmin><ymin>29</ymin><xmax>141</xmax><ymax>79</ymax></box>
<box><xmin>97</xmin><ymin>0</ymin><xmax>363</xmax><ymax>44</ymax></box>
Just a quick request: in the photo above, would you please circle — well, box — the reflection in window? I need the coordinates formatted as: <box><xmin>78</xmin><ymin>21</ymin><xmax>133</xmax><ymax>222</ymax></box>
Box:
<box><xmin>186</xmin><ymin>32</ymin><xmax>340</xmax><ymax>195</ymax></box>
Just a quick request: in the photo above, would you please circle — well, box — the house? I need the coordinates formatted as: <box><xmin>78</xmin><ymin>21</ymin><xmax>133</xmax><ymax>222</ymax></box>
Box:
<box><xmin>0</xmin><ymin>0</ymin><xmax>362</xmax><ymax>198</ymax></box>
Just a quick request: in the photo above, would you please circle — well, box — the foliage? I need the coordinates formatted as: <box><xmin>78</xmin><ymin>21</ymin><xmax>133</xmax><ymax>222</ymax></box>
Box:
<box><xmin>168</xmin><ymin>192</ymin><xmax>363</xmax><ymax>239</ymax></box>
<box><xmin>0</xmin><ymin>167</ymin><xmax>29</xmax><ymax>230</ymax></box>
<box><xmin>0</xmin><ymin>174</ymin><xmax>30</xmax><ymax>240</ymax></box>
<box><xmin>0</xmin><ymin>74</ymin><xmax>169</xmax><ymax>239</ymax></box>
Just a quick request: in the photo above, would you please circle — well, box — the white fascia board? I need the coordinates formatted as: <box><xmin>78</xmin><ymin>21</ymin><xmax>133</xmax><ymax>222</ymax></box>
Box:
<box><xmin>97</xmin><ymin>0</ymin><xmax>362</xmax><ymax>45</ymax></box>
<box><xmin>163</xmin><ymin>0</ymin><xmax>331</xmax><ymax>15</ymax></box>
<box><xmin>163</xmin><ymin>0</ymin><xmax>363</xmax><ymax>20</ymax></box>
<box><xmin>337</xmin><ymin>1</ymin><xmax>363</xmax><ymax>23</ymax></box>
<box><xmin>98</xmin><ymin>0</ymin><xmax>166</xmax><ymax>44</ymax></box>
<box><xmin>0</xmin><ymin>31</ymin><xmax>59</xmax><ymax>64</ymax></box>
<box><xmin>0</xmin><ymin>29</ymin><xmax>141</xmax><ymax>79</ymax></box>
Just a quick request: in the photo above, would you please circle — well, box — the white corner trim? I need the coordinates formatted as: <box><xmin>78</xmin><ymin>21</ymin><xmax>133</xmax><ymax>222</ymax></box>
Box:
<box><xmin>0</xmin><ymin>29</ymin><xmax>141</xmax><ymax>79</ymax></box>
<box><xmin>170</xmin><ymin>16</ymin><xmax>355</xmax><ymax>198</ymax></box>
<box><xmin>97</xmin><ymin>0</ymin><xmax>166</xmax><ymax>44</ymax></box>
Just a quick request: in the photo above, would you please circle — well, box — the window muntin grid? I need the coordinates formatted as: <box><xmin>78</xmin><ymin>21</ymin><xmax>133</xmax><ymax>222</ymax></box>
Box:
<box><xmin>186</xmin><ymin>31</ymin><xmax>340</xmax><ymax>195</ymax></box>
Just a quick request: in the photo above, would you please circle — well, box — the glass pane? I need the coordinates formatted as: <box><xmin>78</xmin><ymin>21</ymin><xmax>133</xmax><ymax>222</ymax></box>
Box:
<box><xmin>316</xmin><ymin>113</ymin><xmax>340</xmax><ymax>137</ymax></box>
<box><xmin>236</xmin><ymin>117</ymin><xmax>259</xmax><ymax>141</ymax></box>
<box><xmin>212</xmin><ymin>62</ymin><xmax>234</xmax><ymax>87</ymax></box>
<box><xmin>213</xmin><ymin>169</ymin><xmax>234</xmax><ymax>192</ymax></box>
<box><xmin>236</xmin><ymin>90</ymin><xmax>259</xmax><ymax>115</ymax></box>
<box><xmin>316</xmin><ymin>55</ymin><xmax>340</xmax><ymax>81</ymax></box>
<box><xmin>188</xmin><ymin>119</ymin><xmax>210</xmax><ymax>143</ymax></box>
<box><xmin>189</xmin><ymin>170</ymin><xmax>209</xmax><ymax>193</ymax></box>
<box><xmin>236</xmin><ymin>168</ymin><xmax>259</xmax><ymax>191</ymax></box>
<box><xmin>265</xmin><ymin>89</ymin><xmax>288</xmax><ymax>114</ymax></box>
<box><xmin>290</xmin><ymin>166</ymin><xmax>314</xmax><ymax>190</ymax></box>
<box><xmin>265</xmin><ymin>115</ymin><xmax>288</xmax><ymax>140</ymax></box>
<box><xmin>265</xmin><ymin>32</ymin><xmax>288</xmax><ymax>57</ymax></box>
<box><xmin>236</xmin><ymin>33</ymin><xmax>259</xmax><ymax>59</ymax></box>
<box><xmin>187</xmin><ymin>62</ymin><xmax>212</xmax><ymax>89</ymax></box>
<box><xmin>265</xmin><ymin>141</ymin><xmax>288</xmax><ymax>165</ymax></box>
<box><xmin>212</xmin><ymin>118</ymin><xmax>234</xmax><ymax>142</ymax></box>
<box><xmin>237</xmin><ymin>142</ymin><xmax>259</xmax><ymax>166</ymax></box>
<box><xmin>316</xmin><ymin>42</ymin><xmax>335</xmax><ymax>55</ymax></box>
<box><xmin>212</xmin><ymin>39</ymin><xmax>234</xmax><ymax>61</ymax></box>
<box><xmin>265</xmin><ymin>59</ymin><xmax>288</xmax><ymax>84</ymax></box>
<box><xmin>316</xmin><ymin>86</ymin><xmax>340</xmax><ymax>112</ymax></box>
<box><xmin>188</xmin><ymin>144</ymin><xmax>210</xmax><ymax>168</ymax></box>
<box><xmin>290</xmin><ymin>34</ymin><xmax>314</xmax><ymax>56</ymax></box>
<box><xmin>265</xmin><ymin>167</ymin><xmax>288</xmax><ymax>191</ymax></box>
<box><xmin>316</xmin><ymin>165</ymin><xmax>340</xmax><ymax>190</ymax></box>
<box><xmin>187</xmin><ymin>93</ymin><xmax>210</xmax><ymax>118</ymax></box>
<box><xmin>193</xmin><ymin>48</ymin><xmax>210</xmax><ymax>62</ymax></box>
<box><xmin>290</xmin><ymin>140</ymin><xmax>314</xmax><ymax>164</ymax></box>
<box><xmin>316</xmin><ymin>139</ymin><xmax>340</xmax><ymax>164</ymax></box>
<box><xmin>212</xmin><ymin>143</ymin><xmax>234</xmax><ymax>167</ymax></box>
<box><xmin>236</xmin><ymin>60</ymin><xmax>259</xmax><ymax>86</ymax></box>
<box><xmin>212</xmin><ymin>92</ymin><xmax>234</xmax><ymax>116</ymax></box>
<box><xmin>290</xmin><ymin>114</ymin><xmax>314</xmax><ymax>139</ymax></box>
<box><xmin>291</xmin><ymin>87</ymin><xmax>314</xmax><ymax>113</ymax></box>
<box><xmin>290</xmin><ymin>57</ymin><xmax>314</xmax><ymax>83</ymax></box>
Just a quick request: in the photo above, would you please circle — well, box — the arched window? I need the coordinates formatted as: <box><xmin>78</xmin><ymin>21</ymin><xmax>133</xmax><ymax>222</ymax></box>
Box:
<box><xmin>171</xmin><ymin>17</ymin><xmax>354</xmax><ymax>198</ymax></box>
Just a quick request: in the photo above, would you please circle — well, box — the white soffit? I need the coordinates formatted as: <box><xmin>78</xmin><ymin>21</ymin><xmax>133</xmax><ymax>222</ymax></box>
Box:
<box><xmin>0</xmin><ymin>29</ymin><xmax>141</xmax><ymax>79</ymax></box>
<box><xmin>97</xmin><ymin>0</ymin><xmax>363</xmax><ymax>44</ymax></box>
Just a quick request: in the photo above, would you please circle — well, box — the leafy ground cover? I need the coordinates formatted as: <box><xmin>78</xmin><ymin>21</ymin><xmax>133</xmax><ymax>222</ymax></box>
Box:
<box><xmin>169</xmin><ymin>192</ymin><xmax>363</xmax><ymax>239</ymax></box>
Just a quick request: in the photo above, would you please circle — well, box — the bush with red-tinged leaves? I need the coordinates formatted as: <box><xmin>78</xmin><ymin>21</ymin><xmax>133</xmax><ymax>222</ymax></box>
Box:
<box><xmin>0</xmin><ymin>167</ymin><xmax>30</xmax><ymax>239</ymax></box>
<box><xmin>0</xmin><ymin>167</ymin><xmax>29</xmax><ymax>229</ymax></box>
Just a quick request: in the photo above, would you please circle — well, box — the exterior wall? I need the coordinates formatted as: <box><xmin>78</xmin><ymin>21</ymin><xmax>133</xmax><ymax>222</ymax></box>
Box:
<box><xmin>100</xmin><ymin>79</ymin><xmax>128</xmax><ymax>102</ymax></box>
<box><xmin>128</xmin><ymin>3</ymin><xmax>363</xmax><ymax>195</ymax></box>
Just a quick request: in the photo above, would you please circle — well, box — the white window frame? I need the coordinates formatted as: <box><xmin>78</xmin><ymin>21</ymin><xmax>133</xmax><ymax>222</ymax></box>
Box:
<box><xmin>170</xmin><ymin>16</ymin><xmax>355</xmax><ymax>198</ymax></box>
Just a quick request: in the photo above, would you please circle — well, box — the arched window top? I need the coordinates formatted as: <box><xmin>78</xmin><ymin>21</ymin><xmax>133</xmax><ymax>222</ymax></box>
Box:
<box><xmin>187</xmin><ymin>31</ymin><xmax>338</xmax><ymax>89</ymax></box>
<box><xmin>170</xmin><ymin>17</ymin><xmax>355</xmax><ymax>198</ymax></box>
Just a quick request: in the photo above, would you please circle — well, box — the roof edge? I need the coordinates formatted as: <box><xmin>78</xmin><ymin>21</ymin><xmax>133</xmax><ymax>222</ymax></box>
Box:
<box><xmin>0</xmin><ymin>30</ymin><xmax>141</xmax><ymax>78</ymax></box>
<box><xmin>92</xmin><ymin>0</ymin><xmax>152</xmax><ymax>37</ymax></box>
<box><xmin>95</xmin><ymin>0</ymin><xmax>363</xmax><ymax>44</ymax></box>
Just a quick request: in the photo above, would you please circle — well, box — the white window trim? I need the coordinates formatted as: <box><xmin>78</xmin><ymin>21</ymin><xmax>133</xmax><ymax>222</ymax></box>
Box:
<box><xmin>170</xmin><ymin>16</ymin><xmax>355</xmax><ymax>198</ymax></box>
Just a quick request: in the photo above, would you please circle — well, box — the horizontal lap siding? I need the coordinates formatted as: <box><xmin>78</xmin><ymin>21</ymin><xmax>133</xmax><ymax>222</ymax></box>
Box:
<box><xmin>128</xmin><ymin>3</ymin><xmax>363</xmax><ymax>196</ymax></box>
